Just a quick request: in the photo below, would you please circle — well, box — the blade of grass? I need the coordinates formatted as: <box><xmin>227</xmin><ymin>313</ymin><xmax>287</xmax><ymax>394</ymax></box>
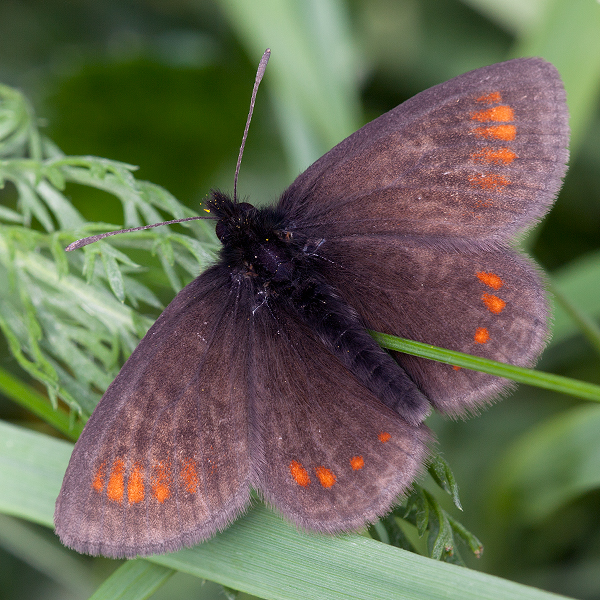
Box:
<box><xmin>370</xmin><ymin>331</ymin><xmax>600</xmax><ymax>402</ymax></box>
<box><xmin>89</xmin><ymin>561</ymin><xmax>174</xmax><ymax>600</ymax></box>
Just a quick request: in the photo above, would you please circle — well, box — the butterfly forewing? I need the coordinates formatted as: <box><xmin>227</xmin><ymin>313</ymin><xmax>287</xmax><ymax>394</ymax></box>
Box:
<box><xmin>248</xmin><ymin>302</ymin><xmax>429</xmax><ymax>531</ymax></box>
<box><xmin>281</xmin><ymin>58</ymin><xmax>568</xmax><ymax>243</ymax></box>
<box><xmin>55</xmin><ymin>268</ymin><xmax>253</xmax><ymax>558</ymax></box>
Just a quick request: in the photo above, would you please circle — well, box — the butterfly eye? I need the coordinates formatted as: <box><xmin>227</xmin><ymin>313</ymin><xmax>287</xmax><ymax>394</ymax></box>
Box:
<box><xmin>215</xmin><ymin>221</ymin><xmax>227</xmax><ymax>242</ymax></box>
<box><xmin>214</xmin><ymin>201</ymin><xmax>256</xmax><ymax>242</ymax></box>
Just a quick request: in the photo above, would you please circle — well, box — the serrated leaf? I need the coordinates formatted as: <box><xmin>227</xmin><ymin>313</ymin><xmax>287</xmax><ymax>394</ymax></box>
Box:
<box><xmin>447</xmin><ymin>514</ymin><xmax>484</xmax><ymax>559</ymax></box>
<box><xmin>14</xmin><ymin>177</ymin><xmax>54</xmax><ymax>231</ymax></box>
<box><xmin>42</xmin><ymin>164</ymin><xmax>66</xmax><ymax>190</ymax></box>
<box><xmin>407</xmin><ymin>489</ymin><xmax>429</xmax><ymax>537</ymax></box>
<box><xmin>158</xmin><ymin>250</ymin><xmax>182</xmax><ymax>292</ymax></box>
<box><xmin>122</xmin><ymin>275</ymin><xmax>162</xmax><ymax>310</ymax></box>
<box><xmin>101</xmin><ymin>251</ymin><xmax>126</xmax><ymax>302</ymax></box>
<box><xmin>0</xmin><ymin>205</ymin><xmax>24</xmax><ymax>223</ymax></box>
<box><xmin>50</xmin><ymin>233</ymin><xmax>69</xmax><ymax>279</ymax></box>
<box><xmin>36</xmin><ymin>179</ymin><xmax>85</xmax><ymax>230</ymax></box>
<box><xmin>428</xmin><ymin>453</ymin><xmax>462</xmax><ymax>510</ymax></box>
<box><xmin>82</xmin><ymin>246</ymin><xmax>98</xmax><ymax>282</ymax></box>
<box><xmin>424</xmin><ymin>492</ymin><xmax>453</xmax><ymax>561</ymax></box>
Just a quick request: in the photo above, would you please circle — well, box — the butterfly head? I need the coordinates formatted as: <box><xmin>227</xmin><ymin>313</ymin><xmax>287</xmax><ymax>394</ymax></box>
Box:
<box><xmin>208</xmin><ymin>190</ymin><xmax>297</xmax><ymax>283</ymax></box>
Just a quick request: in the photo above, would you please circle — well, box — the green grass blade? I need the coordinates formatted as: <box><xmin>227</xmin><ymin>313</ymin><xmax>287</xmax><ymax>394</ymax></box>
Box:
<box><xmin>370</xmin><ymin>331</ymin><xmax>600</xmax><ymax>402</ymax></box>
<box><xmin>89</xmin><ymin>561</ymin><xmax>174</xmax><ymax>600</ymax></box>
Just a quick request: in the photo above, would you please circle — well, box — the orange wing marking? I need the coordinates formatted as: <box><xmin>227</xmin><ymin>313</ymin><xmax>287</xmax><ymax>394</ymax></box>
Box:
<box><xmin>473</xmin><ymin>125</ymin><xmax>516</xmax><ymax>141</ymax></box>
<box><xmin>180</xmin><ymin>458</ymin><xmax>199</xmax><ymax>494</ymax></box>
<box><xmin>151</xmin><ymin>461</ymin><xmax>171</xmax><ymax>503</ymax></box>
<box><xmin>476</xmin><ymin>272</ymin><xmax>504</xmax><ymax>290</ymax></box>
<box><xmin>350</xmin><ymin>456</ymin><xmax>365</xmax><ymax>470</ymax></box>
<box><xmin>107</xmin><ymin>458</ymin><xmax>125</xmax><ymax>502</ymax></box>
<box><xmin>315</xmin><ymin>467</ymin><xmax>336</xmax><ymax>488</ymax></box>
<box><xmin>468</xmin><ymin>173</ymin><xmax>510</xmax><ymax>191</ymax></box>
<box><xmin>474</xmin><ymin>327</ymin><xmax>490</xmax><ymax>344</ymax></box>
<box><xmin>471</xmin><ymin>105</ymin><xmax>514</xmax><ymax>123</ymax></box>
<box><xmin>92</xmin><ymin>461</ymin><xmax>106</xmax><ymax>493</ymax></box>
<box><xmin>482</xmin><ymin>292</ymin><xmax>506</xmax><ymax>314</ymax></box>
<box><xmin>290</xmin><ymin>460</ymin><xmax>311</xmax><ymax>487</ymax></box>
<box><xmin>472</xmin><ymin>147</ymin><xmax>517</xmax><ymax>165</ymax></box>
<box><xmin>127</xmin><ymin>463</ymin><xmax>145</xmax><ymax>503</ymax></box>
<box><xmin>476</xmin><ymin>91</ymin><xmax>502</xmax><ymax>104</ymax></box>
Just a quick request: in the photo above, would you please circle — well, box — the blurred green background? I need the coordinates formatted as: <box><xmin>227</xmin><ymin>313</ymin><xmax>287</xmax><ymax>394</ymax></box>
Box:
<box><xmin>1</xmin><ymin>0</ymin><xmax>600</xmax><ymax>599</ymax></box>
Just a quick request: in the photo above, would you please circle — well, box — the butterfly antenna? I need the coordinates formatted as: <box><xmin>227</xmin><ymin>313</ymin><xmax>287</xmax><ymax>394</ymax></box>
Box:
<box><xmin>65</xmin><ymin>216</ymin><xmax>215</xmax><ymax>251</ymax></box>
<box><xmin>233</xmin><ymin>48</ymin><xmax>271</xmax><ymax>203</ymax></box>
<box><xmin>67</xmin><ymin>50</ymin><xmax>271</xmax><ymax>252</ymax></box>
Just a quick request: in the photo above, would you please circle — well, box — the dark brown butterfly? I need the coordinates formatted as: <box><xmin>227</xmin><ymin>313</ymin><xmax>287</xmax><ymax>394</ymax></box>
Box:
<box><xmin>55</xmin><ymin>55</ymin><xmax>569</xmax><ymax>558</ymax></box>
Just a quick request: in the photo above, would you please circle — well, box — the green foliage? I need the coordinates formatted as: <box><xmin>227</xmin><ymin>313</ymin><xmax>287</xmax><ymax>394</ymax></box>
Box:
<box><xmin>0</xmin><ymin>85</ymin><xmax>218</xmax><ymax>420</ymax></box>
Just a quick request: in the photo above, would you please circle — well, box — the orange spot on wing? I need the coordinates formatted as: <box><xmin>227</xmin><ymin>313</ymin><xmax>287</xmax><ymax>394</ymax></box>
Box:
<box><xmin>92</xmin><ymin>461</ymin><xmax>106</xmax><ymax>492</ymax></box>
<box><xmin>290</xmin><ymin>460</ymin><xmax>310</xmax><ymax>487</ymax></box>
<box><xmin>471</xmin><ymin>105</ymin><xmax>514</xmax><ymax>123</ymax></box>
<box><xmin>474</xmin><ymin>125</ymin><xmax>516</xmax><ymax>141</ymax></box>
<box><xmin>107</xmin><ymin>458</ymin><xmax>125</xmax><ymax>502</ymax></box>
<box><xmin>350</xmin><ymin>456</ymin><xmax>364</xmax><ymax>470</ymax></box>
<box><xmin>474</xmin><ymin>327</ymin><xmax>490</xmax><ymax>344</ymax></box>
<box><xmin>452</xmin><ymin>365</ymin><xmax>462</xmax><ymax>371</ymax></box>
<box><xmin>315</xmin><ymin>466</ymin><xmax>336</xmax><ymax>488</ymax></box>
<box><xmin>151</xmin><ymin>461</ymin><xmax>171</xmax><ymax>503</ymax></box>
<box><xmin>127</xmin><ymin>464</ymin><xmax>145</xmax><ymax>503</ymax></box>
<box><xmin>476</xmin><ymin>272</ymin><xmax>504</xmax><ymax>290</ymax></box>
<box><xmin>472</xmin><ymin>147</ymin><xmax>517</xmax><ymax>165</ymax></box>
<box><xmin>378</xmin><ymin>432</ymin><xmax>391</xmax><ymax>443</ymax></box>
<box><xmin>468</xmin><ymin>173</ymin><xmax>510</xmax><ymax>191</ymax></box>
<box><xmin>482</xmin><ymin>292</ymin><xmax>506</xmax><ymax>314</ymax></box>
<box><xmin>180</xmin><ymin>458</ymin><xmax>199</xmax><ymax>494</ymax></box>
<box><xmin>476</xmin><ymin>91</ymin><xmax>502</xmax><ymax>104</ymax></box>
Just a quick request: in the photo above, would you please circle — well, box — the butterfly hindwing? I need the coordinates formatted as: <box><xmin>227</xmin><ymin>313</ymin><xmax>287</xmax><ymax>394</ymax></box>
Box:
<box><xmin>54</xmin><ymin>267</ymin><xmax>252</xmax><ymax>558</ymax></box>
<box><xmin>314</xmin><ymin>236</ymin><xmax>548</xmax><ymax>415</ymax></box>
<box><xmin>248</xmin><ymin>301</ymin><xmax>429</xmax><ymax>532</ymax></box>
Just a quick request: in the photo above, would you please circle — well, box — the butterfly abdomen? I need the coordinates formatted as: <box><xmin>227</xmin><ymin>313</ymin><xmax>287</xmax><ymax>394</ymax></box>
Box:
<box><xmin>288</xmin><ymin>276</ymin><xmax>430</xmax><ymax>425</ymax></box>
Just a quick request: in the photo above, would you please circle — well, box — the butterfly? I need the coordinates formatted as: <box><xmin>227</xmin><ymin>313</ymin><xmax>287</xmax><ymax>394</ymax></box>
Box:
<box><xmin>54</xmin><ymin>55</ymin><xmax>569</xmax><ymax>558</ymax></box>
